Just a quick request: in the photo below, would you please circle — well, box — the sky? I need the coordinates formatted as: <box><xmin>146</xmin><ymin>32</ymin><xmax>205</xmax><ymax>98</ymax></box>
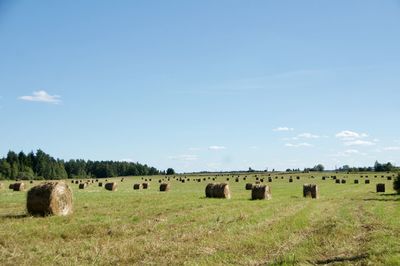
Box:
<box><xmin>0</xmin><ymin>0</ymin><xmax>400</xmax><ymax>172</ymax></box>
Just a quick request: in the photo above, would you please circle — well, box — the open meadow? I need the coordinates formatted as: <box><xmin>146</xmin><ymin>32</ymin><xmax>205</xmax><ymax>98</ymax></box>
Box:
<box><xmin>1</xmin><ymin>172</ymin><xmax>399</xmax><ymax>265</ymax></box>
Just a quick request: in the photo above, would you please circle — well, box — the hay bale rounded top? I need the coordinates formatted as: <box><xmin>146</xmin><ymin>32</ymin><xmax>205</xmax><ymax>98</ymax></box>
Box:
<box><xmin>27</xmin><ymin>181</ymin><xmax>73</xmax><ymax>216</ymax></box>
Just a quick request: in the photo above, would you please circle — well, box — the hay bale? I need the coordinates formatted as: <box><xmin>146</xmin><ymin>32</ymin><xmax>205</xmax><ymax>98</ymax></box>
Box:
<box><xmin>387</xmin><ymin>176</ymin><xmax>392</xmax><ymax>181</ymax></box>
<box><xmin>27</xmin><ymin>181</ymin><xmax>73</xmax><ymax>216</ymax></box>
<box><xmin>322</xmin><ymin>177</ymin><xmax>326</xmax><ymax>180</ymax></box>
<box><xmin>158</xmin><ymin>180</ymin><xmax>162</xmax><ymax>183</ymax></box>
<box><xmin>71</xmin><ymin>180</ymin><xmax>74</xmax><ymax>184</ymax></box>
<box><xmin>75</xmin><ymin>180</ymin><xmax>79</xmax><ymax>184</ymax></box>
<box><xmin>303</xmin><ymin>184</ymin><xmax>319</xmax><ymax>199</ymax></box>
<box><xmin>251</xmin><ymin>185</ymin><xmax>271</xmax><ymax>200</ymax></box>
<box><xmin>335</xmin><ymin>179</ymin><xmax>340</xmax><ymax>184</ymax></box>
<box><xmin>268</xmin><ymin>178</ymin><xmax>272</xmax><ymax>182</ymax></box>
<box><xmin>205</xmin><ymin>183</ymin><xmax>230</xmax><ymax>199</ymax></box>
<box><xmin>160</xmin><ymin>183</ymin><xmax>170</xmax><ymax>192</ymax></box>
<box><xmin>98</xmin><ymin>182</ymin><xmax>103</xmax><ymax>187</ymax></box>
<box><xmin>105</xmin><ymin>182</ymin><xmax>117</xmax><ymax>191</ymax></box>
<box><xmin>142</xmin><ymin>182</ymin><xmax>149</xmax><ymax>189</ymax></box>
<box><xmin>296</xmin><ymin>176</ymin><xmax>300</xmax><ymax>180</ymax></box>
<box><xmin>376</xmin><ymin>183</ymin><xmax>385</xmax><ymax>193</ymax></box>
<box><xmin>245</xmin><ymin>183</ymin><xmax>253</xmax><ymax>190</ymax></box>
<box><xmin>341</xmin><ymin>179</ymin><xmax>346</xmax><ymax>184</ymax></box>
<box><xmin>133</xmin><ymin>183</ymin><xmax>141</xmax><ymax>190</ymax></box>
<box><xmin>354</xmin><ymin>179</ymin><xmax>359</xmax><ymax>184</ymax></box>
<box><xmin>13</xmin><ymin>182</ymin><xmax>25</xmax><ymax>191</ymax></box>
<box><xmin>289</xmin><ymin>179</ymin><xmax>293</xmax><ymax>183</ymax></box>
<box><xmin>365</xmin><ymin>179</ymin><xmax>370</xmax><ymax>184</ymax></box>
<box><xmin>79</xmin><ymin>183</ymin><xmax>87</xmax><ymax>189</ymax></box>
<box><xmin>9</xmin><ymin>183</ymin><xmax>14</xmax><ymax>190</ymax></box>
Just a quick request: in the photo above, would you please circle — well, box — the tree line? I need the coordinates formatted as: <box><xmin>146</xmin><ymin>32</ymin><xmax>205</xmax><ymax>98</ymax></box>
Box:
<box><xmin>0</xmin><ymin>150</ymin><xmax>162</xmax><ymax>180</ymax></box>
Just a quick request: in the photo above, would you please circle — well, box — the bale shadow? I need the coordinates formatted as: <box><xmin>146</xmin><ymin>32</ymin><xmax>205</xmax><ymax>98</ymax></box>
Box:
<box><xmin>379</xmin><ymin>193</ymin><xmax>399</xmax><ymax>196</ymax></box>
<box><xmin>315</xmin><ymin>254</ymin><xmax>368</xmax><ymax>264</ymax></box>
<box><xmin>0</xmin><ymin>213</ymin><xmax>29</xmax><ymax>219</ymax></box>
<box><xmin>363</xmin><ymin>198</ymin><xmax>400</xmax><ymax>202</ymax></box>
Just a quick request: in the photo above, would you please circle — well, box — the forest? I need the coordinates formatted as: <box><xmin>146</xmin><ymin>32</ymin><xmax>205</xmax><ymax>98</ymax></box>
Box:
<box><xmin>0</xmin><ymin>150</ymin><xmax>161</xmax><ymax>180</ymax></box>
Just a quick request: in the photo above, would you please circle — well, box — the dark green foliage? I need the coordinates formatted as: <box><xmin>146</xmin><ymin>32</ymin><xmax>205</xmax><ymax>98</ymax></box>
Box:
<box><xmin>0</xmin><ymin>150</ymin><xmax>161</xmax><ymax>180</ymax></box>
<box><xmin>166</xmin><ymin>168</ymin><xmax>175</xmax><ymax>175</ymax></box>
<box><xmin>394</xmin><ymin>174</ymin><xmax>400</xmax><ymax>194</ymax></box>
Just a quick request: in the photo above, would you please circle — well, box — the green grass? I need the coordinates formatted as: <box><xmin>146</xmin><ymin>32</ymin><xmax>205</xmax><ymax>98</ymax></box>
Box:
<box><xmin>0</xmin><ymin>172</ymin><xmax>399</xmax><ymax>265</ymax></box>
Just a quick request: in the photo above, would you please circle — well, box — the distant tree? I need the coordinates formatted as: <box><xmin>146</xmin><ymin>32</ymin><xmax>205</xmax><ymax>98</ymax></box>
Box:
<box><xmin>166</xmin><ymin>168</ymin><xmax>175</xmax><ymax>175</ymax></box>
<box><xmin>313</xmin><ymin>164</ymin><xmax>325</xmax><ymax>172</ymax></box>
<box><xmin>248</xmin><ymin>167</ymin><xmax>255</xmax><ymax>172</ymax></box>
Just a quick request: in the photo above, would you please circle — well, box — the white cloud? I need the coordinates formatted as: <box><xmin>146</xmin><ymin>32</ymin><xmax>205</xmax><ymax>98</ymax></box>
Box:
<box><xmin>331</xmin><ymin>149</ymin><xmax>367</xmax><ymax>157</ymax></box>
<box><xmin>19</xmin><ymin>90</ymin><xmax>61</xmax><ymax>104</ymax></box>
<box><xmin>344</xmin><ymin>140</ymin><xmax>375</xmax><ymax>146</ymax></box>
<box><xmin>285</xmin><ymin>142</ymin><xmax>313</xmax><ymax>148</ymax></box>
<box><xmin>208</xmin><ymin>145</ymin><xmax>226</xmax><ymax>151</ymax></box>
<box><xmin>335</xmin><ymin>130</ymin><xmax>367</xmax><ymax>140</ymax></box>
<box><xmin>384</xmin><ymin>146</ymin><xmax>400</xmax><ymax>151</ymax></box>
<box><xmin>168</xmin><ymin>155</ymin><xmax>198</xmax><ymax>161</ymax></box>
<box><xmin>120</xmin><ymin>158</ymin><xmax>135</xmax><ymax>162</ymax></box>
<box><xmin>273</xmin><ymin>127</ymin><xmax>294</xmax><ymax>132</ymax></box>
<box><xmin>297</xmin><ymin>133</ymin><xmax>320</xmax><ymax>139</ymax></box>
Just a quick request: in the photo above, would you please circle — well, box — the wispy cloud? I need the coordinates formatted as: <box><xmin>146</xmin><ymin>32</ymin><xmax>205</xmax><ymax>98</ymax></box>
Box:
<box><xmin>273</xmin><ymin>127</ymin><xmax>294</xmax><ymax>132</ymax></box>
<box><xmin>285</xmin><ymin>142</ymin><xmax>313</xmax><ymax>148</ymax></box>
<box><xmin>297</xmin><ymin>133</ymin><xmax>320</xmax><ymax>139</ymax></box>
<box><xmin>384</xmin><ymin>146</ymin><xmax>400</xmax><ymax>151</ymax></box>
<box><xmin>344</xmin><ymin>140</ymin><xmax>375</xmax><ymax>146</ymax></box>
<box><xmin>332</xmin><ymin>149</ymin><xmax>367</xmax><ymax>157</ymax></box>
<box><xmin>208</xmin><ymin>145</ymin><xmax>226</xmax><ymax>151</ymax></box>
<box><xmin>168</xmin><ymin>154</ymin><xmax>198</xmax><ymax>161</ymax></box>
<box><xmin>19</xmin><ymin>90</ymin><xmax>61</xmax><ymax>104</ymax></box>
<box><xmin>335</xmin><ymin>130</ymin><xmax>367</xmax><ymax>140</ymax></box>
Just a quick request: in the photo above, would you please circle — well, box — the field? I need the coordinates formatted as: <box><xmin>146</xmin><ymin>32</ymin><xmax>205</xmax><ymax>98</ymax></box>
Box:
<box><xmin>0</xmin><ymin>172</ymin><xmax>399</xmax><ymax>265</ymax></box>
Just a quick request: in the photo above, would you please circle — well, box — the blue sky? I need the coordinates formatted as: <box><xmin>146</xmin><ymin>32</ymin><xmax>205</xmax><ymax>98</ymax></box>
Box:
<box><xmin>0</xmin><ymin>0</ymin><xmax>399</xmax><ymax>172</ymax></box>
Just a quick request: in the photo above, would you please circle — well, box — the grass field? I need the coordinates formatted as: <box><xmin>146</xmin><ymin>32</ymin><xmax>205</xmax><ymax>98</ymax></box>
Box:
<box><xmin>0</xmin><ymin>172</ymin><xmax>399</xmax><ymax>265</ymax></box>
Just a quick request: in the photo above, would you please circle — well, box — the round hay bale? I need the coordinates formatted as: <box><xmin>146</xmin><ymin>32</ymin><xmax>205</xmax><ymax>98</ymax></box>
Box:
<box><xmin>289</xmin><ymin>179</ymin><xmax>293</xmax><ymax>183</ymax></box>
<box><xmin>206</xmin><ymin>183</ymin><xmax>230</xmax><ymax>199</ymax></box>
<box><xmin>0</xmin><ymin>183</ymin><xmax>3</xmax><ymax>189</ymax></box>
<box><xmin>303</xmin><ymin>184</ymin><xmax>318</xmax><ymax>199</ymax></box>
<box><xmin>133</xmin><ymin>183</ymin><xmax>141</xmax><ymax>190</ymax></box>
<box><xmin>105</xmin><ymin>182</ymin><xmax>117</xmax><ymax>191</ymax></box>
<box><xmin>365</xmin><ymin>179</ymin><xmax>370</xmax><ymax>184</ymax></box>
<box><xmin>75</xmin><ymin>180</ymin><xmax>79</xmax><ymax>184</ymax></box>
<box><xmin>13</xmin><ymin>182</ymin><xmax>25</xmax><ymax>191</ymax></box>
<box><xmin>79</xmin><ymin>183</ymin><xmax>87</xmax><ymax>189</ymax></box>
<box><xmin>71</xmin><ymin>180</ymin><xmax>74</xmax><ymax>184</ymax></box>
<box><xmin>322</xmin><ymin>176</ymin><xmax>326</xmax><ymax>180</ymax></box>
<box><xmin>387</xmin><ymin>176</ymin><xmax>392</xmax><ymax>181</ymax></box>
<box><xmin>335</xmin><ymin>179</ymin><xmax>340</xmax><ymax>184</ymax></box>
<box><xmin>98</xmin><ymin>182</ymin><xmax>103</xmax><ymax>187</ymax></box>
<box><xmin>142</xmin><ymin>182</ymin><xmax>149</xmax><ymax>189</ymax></box>
<box><xmin>245</xmin><ymin>183</ymin><xmax>253</xmax><ymax>190</ymax></box>
<box><xmin>205</xmin><ymin>183</ymin><xmax>215</xmax><ymax>197</ymax></box>
<box><xmin>9</xmin><ymin>183</ymin><xmax>14</xmax><ymax>190</ymax></box>
<box><xmin>341</xmin><ymin>179</ymin><xmax>346</xmax><ymax>184</ymax></box>
<box><xmin>376</xmin><ymin>183</ymin><xmax>385</xmax><ymax>193</ymax></box>
<box><xmin>354</xmin><ymin>179</ymin><xmax>359</xmax><ymax>184</ymax></box>
<box><xmin>160</xmin><ymin>183</ymin><xmax>170</xmax><ymax>192</ymax></box>
<box><xmin>27</xmin><ymin>181</ymin><xmax>73</xmax><ymax>216</ymax></box>
<box><xmin>251</xmin><ymin>185</ymin><xmax>271</xmax><ymax>200</ymax></box>
<box><xmin>268</xmin><ymin>178</ymin><xmax>272</xmax><ymax>182</ymax></box>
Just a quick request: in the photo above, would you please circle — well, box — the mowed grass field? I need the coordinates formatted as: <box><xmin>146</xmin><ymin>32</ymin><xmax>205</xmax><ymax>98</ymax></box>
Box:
<box><xmin>0</xmin><ymin>172</ymin><xmax>399</xmax><ymax>265</ymax></box>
